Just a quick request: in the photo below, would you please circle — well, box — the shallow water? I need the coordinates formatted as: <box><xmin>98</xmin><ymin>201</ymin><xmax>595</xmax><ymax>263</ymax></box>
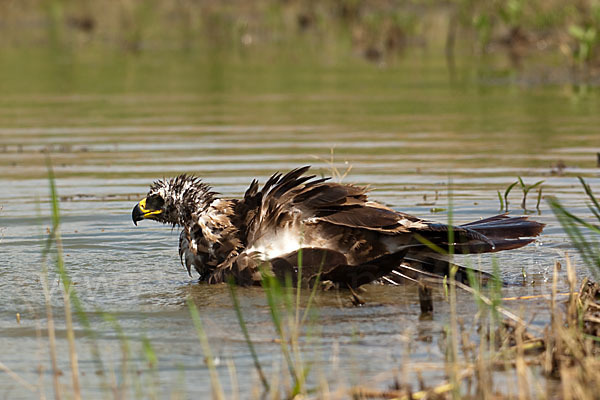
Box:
<box><xmin>1</xmin><ymin>49</ymin><xmax>599</xmax><ymax>398</ymax></box>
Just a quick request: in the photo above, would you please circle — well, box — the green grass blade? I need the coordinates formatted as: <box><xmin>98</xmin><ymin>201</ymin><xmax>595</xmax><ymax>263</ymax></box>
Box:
<box><xmin>556</xmin><ymin>204</ymin><xmax>600</xmax><ymax>235</ymax></box>
<box><xmin>261</xmin><ymin>271</ymin><xmax>298</xmax><ymax>387</ymax></box>
<box><xmin>521</xmin><ymin>180</ymin><xmax>544</xmax><ymax>210</ymax></box>
<box><xmin>579</xmin><ymin>177</ymin><xmax>600</xmax><ymax>217</ymax></box>
<box><xmin>529</xmin><ymin>180</ymin><xmax>545</xmax><ymax>190</ymax></box>
<box><xmin>588</xmin><ymin>204</ymin><xmax>600</xmax><ymax>223</ymax></box>
<box><xmin>295</xmin><ymin>248</ymin><xmax>303</xmax><ymax>329</ymax></box>
<box><xmin>187</xmin><ymin>298</ymin><xmax>225</xmax><ymax>400</ymax></box>
<box><xmin>448</xmin><ymin>181</ymin><xmax>454</xmax><ymax>256</ymax></box>
<box><xmin>300</xmin><ymin>253</ymin><xmax>326</xmax><ymax>327</ymax></box>
<box><xmin>413</xmin><ymin>233</ymin><xmax>448</xmax><ymax>255</ymax></box>
<box><xmin>549</xmin><ymin>196</ymin><xmax>600</xmax><ymax>278</ymax></box>
<box><xmin>46</xmin><ymin>158</ymin><xmax>81</xmax><ymax>400</ymax></box>
<box><xmin>504</xmin><ymin>181</ymin><xmax>518</xmax><ymax>211</ymax></box>
<box><xmin>227</xmin><ymin>281</ymin><xmax>270</xmax><ymax>392</ymax></box>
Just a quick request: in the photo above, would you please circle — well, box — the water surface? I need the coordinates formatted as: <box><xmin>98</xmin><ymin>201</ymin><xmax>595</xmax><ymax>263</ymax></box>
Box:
<box><xmin>1</xmin><ymin>49</ymin><xmax>599</xmax><ymax>398</ymax></box>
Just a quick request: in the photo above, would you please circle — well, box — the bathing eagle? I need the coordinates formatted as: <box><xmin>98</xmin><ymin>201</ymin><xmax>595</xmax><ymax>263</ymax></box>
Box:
<box><xmin>132</xmin><ymin>166</ymin><xmax>544</xmax><ymax>287</ymax></box>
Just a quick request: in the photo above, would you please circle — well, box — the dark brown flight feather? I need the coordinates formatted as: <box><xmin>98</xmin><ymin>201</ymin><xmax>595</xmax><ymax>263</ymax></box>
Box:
<box><xmin>132</xmin><ymin>166</ymin><xmax>545</xmax><ymax>288</ymax></box>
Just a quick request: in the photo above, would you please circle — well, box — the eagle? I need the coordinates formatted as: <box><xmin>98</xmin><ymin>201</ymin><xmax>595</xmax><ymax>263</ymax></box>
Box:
<box><xmin>132</xmin><ymin>166</ymin><xmax>544</xmax><ymax>288</ymax></box>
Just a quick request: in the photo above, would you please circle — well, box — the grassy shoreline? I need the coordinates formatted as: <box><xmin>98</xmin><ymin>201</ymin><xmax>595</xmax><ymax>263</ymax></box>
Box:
<box><xmin>1</xmin><ymin>1</ymin><xmax>599</xmax><ymax>75</ymax></box>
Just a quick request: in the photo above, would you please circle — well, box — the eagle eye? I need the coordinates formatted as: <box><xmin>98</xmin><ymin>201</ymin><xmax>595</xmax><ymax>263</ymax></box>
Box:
<box><xmin>146</xmin><ymin>195</ymin><xmax>165</xmax><ymax>210</ymax></box>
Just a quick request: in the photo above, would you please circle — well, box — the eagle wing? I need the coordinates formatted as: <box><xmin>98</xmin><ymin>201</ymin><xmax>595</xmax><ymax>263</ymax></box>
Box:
<box><xmin>206</xmin><ymin>246</ymin><xmax>410</xmax><ymax>288</ymax></box>
<box><xmin>239</xmin><ymin>166</ymin><xmax>405</xmax><ymax>241</ymax></box>
<box><xmin>237</xmin><ymin>166</ymin><xmax>493</xmax><ymax>250</ymax></box>
<box><xmin>208</xmin><ymin>167</ymin><xmax>543</xmax><ymax>287</ymax></box>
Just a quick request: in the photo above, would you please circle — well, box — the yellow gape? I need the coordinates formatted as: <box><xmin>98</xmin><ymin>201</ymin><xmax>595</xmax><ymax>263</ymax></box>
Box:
<box><xmin>138</xmin><ymin>198</ymin><xmax>163</xmax><ymax>218</ymax></box>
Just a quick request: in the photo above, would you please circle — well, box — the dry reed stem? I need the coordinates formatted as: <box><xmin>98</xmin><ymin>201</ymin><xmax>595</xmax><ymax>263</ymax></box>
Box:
<box><xmin>268</xmin><ymin>359</ymin><xmax>280</xmax><ymax>400</ymax></box>
<box><xmin>188</xmin><ymin>299</ymin><xmax>225</xmax><ymax>400</ymax></box>
<box><xmin>40</xmin><ymin>263</ymin><xmax>61</xmax><ymax>400</ymax></box>
<box><xmin>502</xmin><ymin>292</ymin><xmax>573</xmax><ymax>301</ymax></box>
<box><xmin>54</xmin><ymin>230</ymin><xmax>81</xmax><ymax>399</ymax></box>
<box><xmin>311</xmin><ymin>148</ymin><xmax>353</xmax><ymax>183</ymax></box>
<box><xmin>566</xmin><ymin>255</ymin><xmax>578</xmax><ymax>322</ymax></box>
<box><xmin>226</xmin><ymin>359</ymin><xmax>239</xmax><ymax>400</ymax></box>
<box><xmin>0</xmin><ymin>361</ymin><xmax>37</xmax><ymax>393</ymax></box>
<box><xmin>350</xmin><ymin>367</ymin><xmax>474</xmax><ymax>400</ymax></box>
<box><xmin>31</xmin><ymin>305</ymin><xmax>49</xmax><ymax>400</ymax></box>
<box><xmin>515</xmin><ymin>322</ymin><xmax>530</xmax><ymax>400</ymax></box>
<box><xmin>61</xmin><ymin>287</ymin><xmax>81</xmax><ymax>400</ymax></box>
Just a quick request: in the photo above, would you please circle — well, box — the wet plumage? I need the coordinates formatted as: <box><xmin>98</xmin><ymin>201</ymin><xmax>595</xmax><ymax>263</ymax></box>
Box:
<box><xmin>132</xmin><ymin>166</ymin><xmax>545</xmax><ymax>287</ymax></box>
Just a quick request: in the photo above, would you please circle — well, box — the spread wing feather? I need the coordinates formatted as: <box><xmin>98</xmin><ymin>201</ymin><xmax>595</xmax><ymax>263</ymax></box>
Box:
<box><xmin>240</xmin><ymin>166</ymin><xmax>409</xmax><ymax>242</ymax></box>
<box><xmin>238</xmin><ymin>166</ymin><xmax>542</xmax><ymax>248</ymax></box>
<box><xmin>459</xmin><ymin>214</ymin><xmax>545</xmax><ymax>239</ymax></box>
<box><xmin>318</xmin><ymin>207</ymin><xmax>404</xmax><ymax>231</ymax></box>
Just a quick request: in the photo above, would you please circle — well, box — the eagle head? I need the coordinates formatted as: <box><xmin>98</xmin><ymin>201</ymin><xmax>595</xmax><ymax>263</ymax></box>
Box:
<box><xmin>132</xmin><ymin>175</ymin><xmax>215</xmax><ymax>226</ymax></box>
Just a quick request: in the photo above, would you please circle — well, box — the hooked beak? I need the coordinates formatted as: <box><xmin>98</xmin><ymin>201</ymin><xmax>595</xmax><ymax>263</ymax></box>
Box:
<box><xmin>132</xmin><ymin>198</ymin><xmax>162</xmax><ymax>226</ymax></box>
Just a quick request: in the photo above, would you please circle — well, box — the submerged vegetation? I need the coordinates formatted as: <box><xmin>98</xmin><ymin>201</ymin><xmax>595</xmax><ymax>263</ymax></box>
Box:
<box><xmin>1</xmin><ymin>0</ymin><xmax>600</xmax><ymax>74</ymax></box>
<box><xmin>498</xmin><ymin>177</ymin><xmax>544</xmax><ymax>213</ymax></box>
